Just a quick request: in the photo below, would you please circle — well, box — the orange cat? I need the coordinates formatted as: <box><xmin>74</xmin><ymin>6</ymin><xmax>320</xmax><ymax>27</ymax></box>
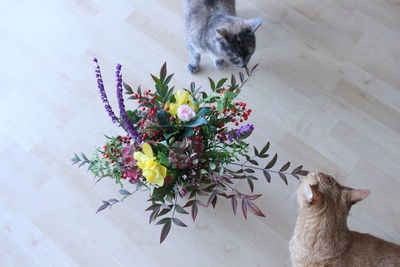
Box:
<box><xmin>290</xmin><ymin>172</ymin><xmax>400</xmax><ymax>267</ymax></box>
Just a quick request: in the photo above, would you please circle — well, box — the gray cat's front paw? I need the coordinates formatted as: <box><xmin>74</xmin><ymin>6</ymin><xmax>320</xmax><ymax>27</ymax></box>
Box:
<box><xmin>188</xmin><ymin>64</ymin><xmax>200</xmax><ymax>74</ymax></box>
<box><xmin>215</xmin><ymin>59</ymin><xmax>227</xmax><ymax>70</ymax></box>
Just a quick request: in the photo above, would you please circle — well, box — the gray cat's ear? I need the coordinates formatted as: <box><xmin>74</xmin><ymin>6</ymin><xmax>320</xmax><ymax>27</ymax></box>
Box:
<box><xmin>247</xmin><ymin>17</ymin><xmax>263</xmax><ymax>34</ymax></box>
<box><xmin>348</xmin><ymin>189</ymin><xmax>371</xmax><ymax>204</ymax></box>
<box><xmin>216</xmin><ymin>28</ymin><xmax>230</xmax><ymax>40</ymax></box>
<box><xmin>305</xmin><ymin>184</ymin><xmax>323</xmax><ymax>204</ymax></box>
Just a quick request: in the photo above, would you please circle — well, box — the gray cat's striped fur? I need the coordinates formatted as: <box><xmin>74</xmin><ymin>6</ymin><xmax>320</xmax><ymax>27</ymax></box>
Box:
<box><xmin>184</xmin><ymin>0</ymin><xmax>262</xmax><ymax>74</ymax></box>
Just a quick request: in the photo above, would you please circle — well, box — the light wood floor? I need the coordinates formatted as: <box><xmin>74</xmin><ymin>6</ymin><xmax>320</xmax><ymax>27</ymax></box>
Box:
<box><xmin>1</xmin><ymin>0</ymin><xmax>399</xmax><ymax>266</ymax></box>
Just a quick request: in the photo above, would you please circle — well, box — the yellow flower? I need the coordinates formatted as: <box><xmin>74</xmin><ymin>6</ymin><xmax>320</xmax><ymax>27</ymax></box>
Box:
<box><xmin>165</xmin><ymin>90</ymin><xmax>199</xmax><ymax>116</ymax></box>
<box><xmin>133</xmin><ymin>143</ymin><xmax>167</xmax><ymax>186</ymax></box>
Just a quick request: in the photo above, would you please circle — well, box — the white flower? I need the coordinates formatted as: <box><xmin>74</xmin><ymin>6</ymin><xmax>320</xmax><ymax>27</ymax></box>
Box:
<box><xmin>177</xmin><ymin>104</ymin><xmax>196</xmax><ymax>122</ymax></box>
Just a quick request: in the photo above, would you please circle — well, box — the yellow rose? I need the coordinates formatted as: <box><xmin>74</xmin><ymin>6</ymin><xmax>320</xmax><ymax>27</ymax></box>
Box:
<box><xmin>165</xmin><ymin>90</ymin><xmax>199</xmax><ymax>116</ymax></box>
<box><xmin>133</xmin><ymin>143</ymin><xmax>167</xmax><ymax>186</ymax></box>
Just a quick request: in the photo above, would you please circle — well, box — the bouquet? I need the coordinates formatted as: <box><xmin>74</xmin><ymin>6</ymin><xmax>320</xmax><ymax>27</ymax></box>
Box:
<box><xmin>72</xmin><ymin>59</ymin><xmax>308</xmax><ymax>243</ymax></box>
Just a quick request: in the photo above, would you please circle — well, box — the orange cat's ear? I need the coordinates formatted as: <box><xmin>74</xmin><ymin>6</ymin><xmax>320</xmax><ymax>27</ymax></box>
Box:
<box><xmin>305</xmin><ymin>184</ymin><xmax>323</xmax><ymax>204</ymax></box>
<box><xmin>348</xmin><ymin>189</ymin><xmax>371</xmax><ymax>204</ymax></box>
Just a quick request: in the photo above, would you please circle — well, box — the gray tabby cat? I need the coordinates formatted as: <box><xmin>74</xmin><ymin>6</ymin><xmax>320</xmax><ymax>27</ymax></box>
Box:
<box><xmin>184</xmin><ymin>0</ymin><xmax>262</xmax><ymax>74</ymax></box>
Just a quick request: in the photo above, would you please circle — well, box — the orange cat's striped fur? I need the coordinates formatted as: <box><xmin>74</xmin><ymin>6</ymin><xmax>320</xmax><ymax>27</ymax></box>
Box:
<box><xmin>290</xmin><ymin>172</ymin><xmax>400</xmax><ymax>267</ymax></box>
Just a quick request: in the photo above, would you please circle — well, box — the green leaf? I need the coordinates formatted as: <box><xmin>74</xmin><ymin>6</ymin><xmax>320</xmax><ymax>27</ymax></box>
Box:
<box><xmin>182</xmin><ymin>117</ymin><xmax>207</xmax><ymax>127</ymax></box>
<box><xmin>157</xmin><ymin>151</ymin><xmax>171</xmax><ymax>167</ymax></box>
<box><xmin>279</xmin><ymin>173</ymin><xmax>288</xmax><ymax>185</ymax></box>
<box><xmin>248</xmin><ymin>159</ymin><xmax>258</xmax><ymax>165</ymax></box>
<box><xmin>260</xmin><ymin>142</ymin><xmax>270</xmax><ymax>155</ymax></box>
<box><xmin>216</xmin><ymin>78</ymin><xmax>227</xmax><ymax>88</ymax></box>
<box><xmin>253</xmin><ymin>146</ymin><xmax>259</xmax><ymax>156</ymax></box>
<box><xmin>183</xmin><ymin>128</ymin><xmax>194</xmax><ymax>137</ymax></box>
<box><xmin>280</xmin><ymin>162</ymin><xmax>290</xmax><ymax>172</ymax></box>
<box><xmin>172</xmin><ymin>218</ymin><xmax>187</xmax><ymax>227</ymax></box>
<box><xmin>208</xmin><ymin>77</ymin><xmax>216</xmax><ymax>90</ymax></box>
<box><xmin>156</xmin><ymin>217</ymin><xmax>172</xmax><ymax>225</ymax></box>
<box><xmin>195</xmin><ymin>107</ymin><xmax>211</xmax><ymax>118</ymax></box>
<box><xmin>164</xmin><ymin>131</ymin><xmax>178</xmax><ymax>140</ymax></box>
<box><xmin>175</xmin><ymin>205</ymin><xmax>189</xmax><ymax>214</ymax></box>
<box><xmin>158</xmin><ymin>208</ymin><xmax>172</xmax><ymax>217</ymax></box>
<box><xmin>151</xmin><ymin>74</ymin><xmax>162</xmax><ymax>86</ymax></box>
<box><xmin>157</xmin><ymin>109</ymin><xmax>171</xmax><ymax>127</ymax></box>
<box><xmin>209</xmin><ymin>162</ymin><xmax>216</xmax><ymax>170</ymax></box>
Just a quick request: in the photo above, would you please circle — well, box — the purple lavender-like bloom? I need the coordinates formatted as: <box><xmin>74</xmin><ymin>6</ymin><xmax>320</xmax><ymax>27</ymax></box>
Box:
<box><xmin>115</xmin><ymin>64</ymin><xmax>141</xmax><ymax>143</ymax></box>
<box><xmin>228</xmin><ymin>124</ymin><xmax>254</xmax><ymax>142</ymax></box>
<box><xmin>235</xmin><ymin>124</ymin><xmax>254</xmax><ymax>137</ymax></box>
<box><xmin>93</xmin><ymin>58</ymin><xmax>120</xmax><ymax>125</ymax></box>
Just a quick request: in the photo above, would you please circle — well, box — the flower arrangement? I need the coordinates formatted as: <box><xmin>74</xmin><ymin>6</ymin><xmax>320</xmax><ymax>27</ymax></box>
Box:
<box><xmin>72</xmin><ymin>59</ymin><xmax>308</xmax><ymax>243</ymax></box>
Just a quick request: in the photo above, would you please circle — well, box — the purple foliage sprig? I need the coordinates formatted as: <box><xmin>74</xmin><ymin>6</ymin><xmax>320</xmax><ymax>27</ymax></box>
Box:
<box><xmin>93</xmin><ymin>58</ymin><xmax>120</xmax><ymax>125</ymax></box>
<box><xmin>115</xmin><ymin>64</ymin><xmax>141</xmax><ymax>143</ymax></box>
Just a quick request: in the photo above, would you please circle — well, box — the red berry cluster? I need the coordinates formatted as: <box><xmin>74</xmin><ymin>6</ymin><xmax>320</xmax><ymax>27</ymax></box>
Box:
<box><xmin>134</xmin><ymin>89</ymin><xmax>159</xmax><ymax>119</ymax></box>
<box><xmin>218</xmin><ymin>102</ymin><xmax>252</xmax><ymax>126</ymax></box>
<box><xmin>102</xmin><ymin>135</ymin><xmax>131</xmax><ymax>163</ymax></box>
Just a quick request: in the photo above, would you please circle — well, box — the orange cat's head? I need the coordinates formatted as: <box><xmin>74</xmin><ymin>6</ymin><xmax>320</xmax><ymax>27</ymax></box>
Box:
<box><xmin>297</xmin><ymin>172</ymin><xmax>371</xmax><ymax>215</ymax></box>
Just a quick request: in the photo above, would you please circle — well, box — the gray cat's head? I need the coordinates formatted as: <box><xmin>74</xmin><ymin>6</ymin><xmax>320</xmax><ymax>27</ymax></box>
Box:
<box><xmin>216</xmin><ymin>17</ymin><xmax>262</xmax><ymax>68</ymax></box>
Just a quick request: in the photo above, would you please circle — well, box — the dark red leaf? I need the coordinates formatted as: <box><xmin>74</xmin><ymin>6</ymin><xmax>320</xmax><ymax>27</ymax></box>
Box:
<box><xmin>263</xmin><ymin>170</ymin><xmax>271</xmax><ymax>183</ymax></box>
<box><xmin>292</xmin><ymin>165</ymin><xmax>303</xmax><ymax>174</ymax></box>
<box><xmin>298</xmin><ymin>170</ymin><xmax>309</xmax><ymax>176</ymax></box>
<box><xmin>183</xmin><ymin>200</ymin><xmax>194</xmax><ymax>208</ymax></box>
<box><xmin>245</xmin><ymin>194</ymin><xmax>262</xmax><ymax>201</ymax></box>
<box><xmin>231</xmin><ymin>195</ymin><xmax>237</xmax><ymax>215</ymax></box>
<box><xmin>265</xmin><ymin>154</ymin><xmax>278</xmax><ymax>169</ymax></box>
<box><xmin>149</xmin><ymin>206</ymin><xmax>161</xmax><ymax>224</ymax></box>
<box><xmin>241</xmin><ymin>199</ymin><xmax>248</xmax><ymax>220</ymax></box>
<box><xmin>160</xmin><ymin>62</ymin><xmax>167</xmax><ymax>82</ymax></box>
<box><xmin>191</xmin><ymin>202</ymin><xmax>198</xmax><ymax>222</ymax></box>
<box><xmin>247</xmin><ymin>178</ymin><xmax>254</xmax><ymax>192</ymax></box>
<box><xmin>211</xmin><ymin>195</ymin><xmax>217</xmax><ymax>209</ymax></box>
<box><xmin>207</xmin><ymin>191</ymin><xmax>217</xmax><ymax>207</ymax></box>
<box><xmin>160</xmin><ymin>221</ymin><xmax>171</xmax><ymax>244</ymax></box>
<box><xmin>247</xmin><ymin>200</ymin><xmax>266</xmax><ymax>217</ymax></box>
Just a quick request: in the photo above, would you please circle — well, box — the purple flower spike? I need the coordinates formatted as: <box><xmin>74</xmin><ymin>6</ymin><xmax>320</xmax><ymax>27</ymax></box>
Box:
<box><xmin>93</xmin><ymin>58</ymin><xmax>120</xmax><ymax>125</ymax></box>
<box><xmin>235</xmin><ymin>124</ymin><xmax>254</xmax><ymax>137</ymax></box>
<box><xmin>115</xmin><ymin>64</ymin><xmax>141</xmax><ymax>143</ymax></box>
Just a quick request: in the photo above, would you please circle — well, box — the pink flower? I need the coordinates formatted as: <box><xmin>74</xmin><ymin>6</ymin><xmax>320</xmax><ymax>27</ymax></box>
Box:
<box><xmin>177</xmin><ymin>104</ymin><xmax>196</xmax><ymax>122</ymax></box>
<box><xmin>179</xmin><ymin>187</ymin><xmax>187</xmax><ymax>197</ymax></box>
<box><xmin>122</xmin><ymin>168</ymin><xmax>141</xmax><ymax>183</ymax></box>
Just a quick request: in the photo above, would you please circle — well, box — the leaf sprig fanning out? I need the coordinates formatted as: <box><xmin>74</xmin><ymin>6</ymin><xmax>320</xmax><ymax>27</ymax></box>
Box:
<box><xmin>226</xmin><ymin>141</ymin><xmax>309</xmax><ymax>188</ymax></box>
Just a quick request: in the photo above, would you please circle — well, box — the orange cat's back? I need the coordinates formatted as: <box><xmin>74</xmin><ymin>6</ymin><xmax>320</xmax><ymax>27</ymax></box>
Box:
<box><xmin>343</xmin><ymin>231</ymin><xmax>400</xmax><ymax>266</ymax></box>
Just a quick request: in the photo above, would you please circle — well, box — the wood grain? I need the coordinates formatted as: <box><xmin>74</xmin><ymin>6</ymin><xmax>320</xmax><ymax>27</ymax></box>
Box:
<box><xmin>0</xmin><ymin>0</ymin><xmax>399</xmax><ymax>266</ymax></box>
